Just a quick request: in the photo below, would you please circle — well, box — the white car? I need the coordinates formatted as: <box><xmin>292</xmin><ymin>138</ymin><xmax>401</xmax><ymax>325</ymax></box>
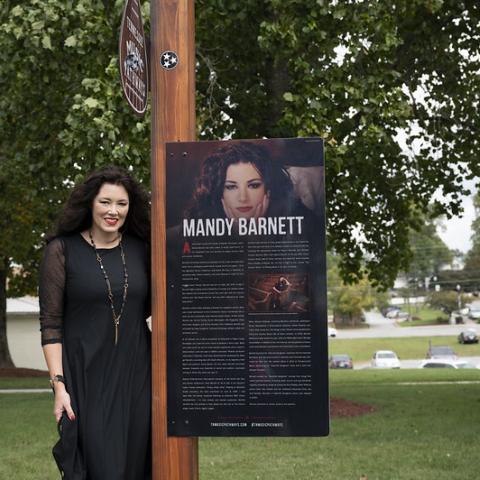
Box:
<box><xmin>419</xmin><ymin>359</ymin><xmax>479</xmax><ymax>369</ymax></box>
<box><xmin>371</xmin><ymin>350</ymin><xmax>401</xmax><ymax>369</ymax></box>
<box><xmin>468</xmin><ymin>309</ymin><xmax>480</xmax><ymax>320</ymax></box>
<box><xmin>385</xmin><ymin>309</ymin><xmax>400</xmax><ymax>319</ymax></box>
<box><xmin>328</xmin><ymin>326</ymin><xmax>338</xmax><ymax>337</ymax></box>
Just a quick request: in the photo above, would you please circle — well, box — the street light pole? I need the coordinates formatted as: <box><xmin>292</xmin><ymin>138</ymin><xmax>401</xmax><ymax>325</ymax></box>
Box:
<box><xmin>150</xmin><ymin>1</ymin><xmax>198</xmax><ymax>478</ymax></box>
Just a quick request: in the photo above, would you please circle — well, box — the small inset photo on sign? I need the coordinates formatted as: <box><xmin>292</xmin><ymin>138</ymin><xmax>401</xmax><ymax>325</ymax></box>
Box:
<box><xmin>248</xmin><ymin>273</ymin><xmax>310</xmax><ymax>313</ymax></box>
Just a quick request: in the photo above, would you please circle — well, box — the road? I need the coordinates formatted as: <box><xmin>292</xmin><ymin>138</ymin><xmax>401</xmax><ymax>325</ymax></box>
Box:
<box><xmin>354</xmin><ymin>356</ymin><xmax>480</xmax><ymax>370</ymax></box>
<box><xmin>336</xmin><ymin>309</ymin><xmax>479</xmax><ymax>339</ymax></box>
<box><xmin>333</xmin><ymin>307</ymin><xmax>480</xmax><ymax>369</ymax></box>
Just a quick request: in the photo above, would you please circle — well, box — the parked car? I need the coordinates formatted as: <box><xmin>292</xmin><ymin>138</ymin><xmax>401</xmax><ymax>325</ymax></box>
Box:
<box><xmin>419</xmin><ymin>359</ymin><xmax>478</xmax><ymax>369</ymax></box>
<box><xmin>425</xmin><ymin>345</ymin><xmax>457</xmax><ymax>360</ymax></box>
<box><xmin>394</xmin><ymin>310</ymin><xmax>410</xmax><ymax>320</ymax></box>
<box><xmin>458</xmin><ymin>329</ymin><xmax>479</xmax><ymax>344</ymax></box>
<box><xmin>381</xmin><ymin>306</ymin><xmax>400</xmax><ymax>318</ymax></box>
<box><xmin>329</xmin><ymin>354</ymin><xmax>353</xmax><ymax>369</ymax></box>
<box><xmin>468</xmin><ymin>308</ymin><xmax>480</xmax><ymax>320</ymax></box>
<box><xmin>328</xmin><ymin>326</ymin><xmax>338</xmax><ymax>337</ymax></box>
<box><xmin>371</xmin><ymin>350</ymin><xmax>401</xmax><ymax>369</ymax></box>
<box><xmin>385</xmin><ymin>309</ymin><xmax>402</xmax><ymax>319</ymax></box>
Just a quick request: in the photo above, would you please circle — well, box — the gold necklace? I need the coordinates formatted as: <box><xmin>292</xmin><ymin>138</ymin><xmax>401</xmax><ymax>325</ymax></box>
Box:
<box><xmin>89</xmin><ymin>231</ymin><xmax>128</xmax><ymax>345</ymax></box>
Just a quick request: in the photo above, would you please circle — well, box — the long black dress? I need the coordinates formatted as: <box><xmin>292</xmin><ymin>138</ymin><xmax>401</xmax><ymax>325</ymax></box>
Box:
<box><xmin>39</xmin><ymin>233</ymin><xmax>151</xmax><ymax>480</ymax></box>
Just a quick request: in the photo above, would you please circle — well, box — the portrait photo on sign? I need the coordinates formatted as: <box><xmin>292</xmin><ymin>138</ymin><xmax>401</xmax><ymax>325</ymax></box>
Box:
<box><xmin>166</xmin><ymin>138</ymin><xmax>325</xmax><ymax>230</ymax></box>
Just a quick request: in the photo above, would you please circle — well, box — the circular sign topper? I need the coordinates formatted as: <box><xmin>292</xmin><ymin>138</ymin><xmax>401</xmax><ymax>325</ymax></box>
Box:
<box><xmin>119</xmin><ymin>0</ymin><xmax>148</xmax><ymax>116</ymax></box>
<box><xmin>160</xmin><ymin>51</ymin><xmax>179</xmax><ymax>70</ymax></box>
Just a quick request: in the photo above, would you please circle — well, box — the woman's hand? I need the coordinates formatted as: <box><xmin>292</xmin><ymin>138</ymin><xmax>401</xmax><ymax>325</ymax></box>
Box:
<box><xmin>53</xmin><ymin>384</ymin><xmax>76</xmax><ymax>423</ymax></box>
<box><xmin>253</xmin><ymin>193</ymin><xmax>269</xmax><ymax>219</ymax></box>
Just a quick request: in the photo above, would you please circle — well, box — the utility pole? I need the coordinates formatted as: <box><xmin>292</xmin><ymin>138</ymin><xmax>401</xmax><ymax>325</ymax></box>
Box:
<box><xmin>150</xmin><ymin>1</ymin><xmax>198</xmax><ymax>478</ymax></box>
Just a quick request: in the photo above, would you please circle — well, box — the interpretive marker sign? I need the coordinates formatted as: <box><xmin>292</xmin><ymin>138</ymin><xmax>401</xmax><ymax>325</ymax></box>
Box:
<box><xmin>119</xmin><ymin>0</ymin><xmax>148</xmax><ymax>115</ymax></box>
<box><xmin>166</xmin><ymin>138</ymin><xmax>329</xmax><ymax>436</ymax></box>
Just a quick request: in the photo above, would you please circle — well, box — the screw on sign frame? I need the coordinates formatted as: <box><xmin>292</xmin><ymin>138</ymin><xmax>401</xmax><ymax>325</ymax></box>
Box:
<box><xmin>119</xmin><ymin>0</ymin><xmax>148</xmax><ymax>115</ymax></box>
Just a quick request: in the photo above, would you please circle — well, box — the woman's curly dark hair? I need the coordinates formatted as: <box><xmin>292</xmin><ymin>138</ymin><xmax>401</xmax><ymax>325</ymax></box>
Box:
<box><xmin>186</xmin><ymin>142</ymin><xmax>296</xmax><ymax>219</ymax></box>
<box><xmin>47</xmin><ymin>165</ymin><xmax>150</xmax><ymax>242</ymax></box>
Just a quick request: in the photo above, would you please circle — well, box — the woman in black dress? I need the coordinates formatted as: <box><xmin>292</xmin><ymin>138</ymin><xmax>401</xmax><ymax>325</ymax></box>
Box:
<box><xmin>39</xmin><ymin>166</ymin><xmax>151</xmax><ymax>479</ymax></box>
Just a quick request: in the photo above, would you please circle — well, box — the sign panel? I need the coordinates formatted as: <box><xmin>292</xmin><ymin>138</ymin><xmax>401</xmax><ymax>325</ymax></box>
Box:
<box><xmin>166</xmin><ymin>138</ymin><xmax>329</xmax><ymax>436</ymax></box>
<box><xmin>119</xmin><ymin>0</ymin><xmax>148</xmax><ymax>115</ymax></box>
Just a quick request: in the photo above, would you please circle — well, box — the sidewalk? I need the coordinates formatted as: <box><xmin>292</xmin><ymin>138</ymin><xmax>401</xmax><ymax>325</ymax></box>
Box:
<box><xmin>0</xmin><ymin>389</ymin><xmax>50</xmax><ymax>394</ymax></box>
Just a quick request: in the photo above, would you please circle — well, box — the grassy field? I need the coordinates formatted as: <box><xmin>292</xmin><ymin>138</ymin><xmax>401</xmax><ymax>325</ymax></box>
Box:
<box><xmin>400</xmin><ymin>306</ymin><xmax>449</xmax><ymax>326</ymax></box>
<box><xmin>0</xmin><ymin>377</ymin><xmax>49</xmax><ymax>389</ymax></box>
<box><xmin>2</xmin><ymin>370</ymin><xmax>480</xmax><ymax>480</ymax></box>
<box><xmin>329</xmin><ymin>335</ymin><xmax>480</xmax><ymax>362</ymax></box>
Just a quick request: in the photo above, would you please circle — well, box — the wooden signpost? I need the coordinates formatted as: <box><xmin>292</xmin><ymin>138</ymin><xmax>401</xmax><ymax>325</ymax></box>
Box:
<box><xmin>150</xmin><ymin>1</ymin><xmax>198</xmax><ymax>479</ymax></box>
<box><xmin>121</xmin><ymin>2</ymin><xmax>326</xmax><ymax>478</ymax></box>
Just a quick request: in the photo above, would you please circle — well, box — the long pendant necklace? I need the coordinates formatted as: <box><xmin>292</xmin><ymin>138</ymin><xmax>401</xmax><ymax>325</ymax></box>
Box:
<box><xmin>89</xmin><ymin>231</ymin><xmax>129</xmax><ymax>345</ymax></box>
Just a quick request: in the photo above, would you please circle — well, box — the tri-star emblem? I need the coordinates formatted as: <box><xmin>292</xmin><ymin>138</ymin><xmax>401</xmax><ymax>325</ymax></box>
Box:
<box><xmin>160</xmin><ymin>51</ymin><xmax>179</xmax><ymax>70</ymax></box>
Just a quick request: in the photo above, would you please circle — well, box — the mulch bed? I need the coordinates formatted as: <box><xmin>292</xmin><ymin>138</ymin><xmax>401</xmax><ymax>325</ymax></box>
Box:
<box><xmin>0</xmin><ymin>369</ymin><xmax>376</xmax><ymax>418</ymax></box>
<box><xmin>0</xmin><ymin>367</ymin><xmax>49</xmax><ymax>378</ymax></box>
<box><xmin>331</xmin><ymin>397</ymin><xmax>376</xmax><ymax>417</ymax></box>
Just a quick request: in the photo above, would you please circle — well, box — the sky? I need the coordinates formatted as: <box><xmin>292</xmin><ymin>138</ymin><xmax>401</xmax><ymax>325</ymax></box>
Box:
<box><xmin>436</xmin><ymin>179</ymin><xmax>477</xmax><ymax>254</ymax></box>
<box><xmin>437</xmin><ymin>195</ymin><xmax>475</xmax><ymax>254</ymax></box>
<box><xmin>394</xmin><ymin>129</ymin><xmax>477</xmax><ymax>255</ymax></box>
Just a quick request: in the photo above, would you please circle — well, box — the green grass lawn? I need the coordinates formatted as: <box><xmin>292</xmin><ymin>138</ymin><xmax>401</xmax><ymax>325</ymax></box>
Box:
<box><xmin>400</xmin><ymin>305</ymin><xmax>449</xmax><ymax>326</ymax></box>
<box><xmin>0</xmin><ymin>377</ymin><xmax>49</xmax><ymax>389</ymax></box>
<box><xmin>0</xmin><ymin>393</ymin><xmax>58</xmax><ymax>479</ymax></box>
<box><xmin>2</xmin><ymin>370</ymin><xmax>480</xmax><ymax>479</ymax></box>
<box><xmin>329</xmin><ymin>335</ymin><xmax>480</xmax><ymax>362</ymax></box>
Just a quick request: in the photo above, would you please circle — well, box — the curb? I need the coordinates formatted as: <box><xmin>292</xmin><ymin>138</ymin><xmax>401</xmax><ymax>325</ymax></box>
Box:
<box><xmin>0</xmin><ymin>389</ymin><xmax>50</xmax><ymax>394</ymax></box>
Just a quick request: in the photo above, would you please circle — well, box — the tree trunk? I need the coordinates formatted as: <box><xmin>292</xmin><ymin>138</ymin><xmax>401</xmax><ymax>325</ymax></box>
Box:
<box><xmin>263</xmin><ymin>7</ymin><xmax>292</xmax><ymax>138</ymax></box>
<box><xmin>264</xmin><ymin>54</ymin><xmax>291</xmax><ymax>138</ymax></box>
<box><xmin>0</xmin><ymin>266</ymin><xmax>14</xmax><ymax>368</ymax></box>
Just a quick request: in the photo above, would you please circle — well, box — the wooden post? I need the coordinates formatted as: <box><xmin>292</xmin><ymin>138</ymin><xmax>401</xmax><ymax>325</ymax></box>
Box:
<box><xmin>150</xmin><ymin>1</ymin><xmax>198</xmax><ymax>479</ymax></box>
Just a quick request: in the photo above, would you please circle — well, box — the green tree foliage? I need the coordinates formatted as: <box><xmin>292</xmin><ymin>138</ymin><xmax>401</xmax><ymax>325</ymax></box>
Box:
<box><xmin>196</xmin><ymin>0</ymin><xmax>480</xmax><ymax>286</ymax></box>
<box><xmin>0</xmin><ymin>0</ymin><xmax>151</xmax><ymax>365</ymax></box>
<box><xmin>434</xmin><ymin>268</ymin><xmax>468</xmax><ymax>292</ymax></box>
<box><xmin>0</xmin><ymin>159</ymin><xmax>59</xmax><ymax>366</ymax></box>
<box><xmin>463</xmin><ymin>193</ymin><xmax>480</xmax><ymax>290</ymax></box>
<box><xmin>406</xmin><ymin>219</ymin><xmax>453</xmax><ymax>282</ymax></box>
<box><xmin>329</xmin><ymin>273</ymin><xmax>375</xmax><ymax>326</ymax></box>
<box><xmin>436</xmin><ymin>193</ymin><xmax>480</xmax><ymax>293</ymax></box>
<box><xmin>1</xmin><ymin>1</ymin><xmax>480</xmax><ymax>364</ymax></box>
<box><xmin>327</xmin><ymin>253</ymin><xmax>388</xmax><ymax>325</ymax></box>
<box><xmin>427</xmin><ymin>290</ymin><xmax>465</xmax><ymax>315</ymax></box>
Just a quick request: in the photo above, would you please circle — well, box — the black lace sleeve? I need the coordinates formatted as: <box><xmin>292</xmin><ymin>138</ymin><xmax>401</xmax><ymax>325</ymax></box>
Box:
<box><xmin>39</xmin><ymin>238</ymin><xmax>66</xmax><ymax>345</ymax></box>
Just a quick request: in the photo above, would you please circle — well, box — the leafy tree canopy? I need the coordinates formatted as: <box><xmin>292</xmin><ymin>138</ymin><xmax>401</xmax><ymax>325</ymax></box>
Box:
<box><xmin>427</xmin><ymin>290</ymin><xmax>465</xmax><ymax>315</ymax></box>
<box><xmin>406</xmin><ymin>218</ymin><xmax>453</xmax><ymax>281</ymax></box>
<box><xmin>327</xmin><ymin>252</ymin><xmax>388</xmax><ymax>324</ymax></box>
<box><xmin>1</xmin><ymin>0</ymin><xmax>479</xmax><ymax>294</ymax></box>
<box><xmin>0</xmin><ymin>0</ymin><xmax>151</xmax><ymax>365</ymax></box>
<box><xmin>0</xmin><ymin>0</ymin><xmax>151</xmax><ymax>294</ymax></box>
<box><xmin>196</xmin><ymin>0</ymin><xmax>480</xmax><ymax>286</ymax></box>
<box><xmin>461</xmin><ymin>193</ymin><xmax>480</xmax><ymax>290</ymax></box>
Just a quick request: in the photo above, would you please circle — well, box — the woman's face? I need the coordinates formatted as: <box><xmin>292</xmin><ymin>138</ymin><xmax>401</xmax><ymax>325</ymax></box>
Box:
<box><xmin>222</xmin><ymin>162</ymin><xmax>266</xmax><ymax>219</ymax></box>
<box><xmin>91</xmin><ymin>183</ymin><xmax>130</xmax><ymax>236</ymax></box>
